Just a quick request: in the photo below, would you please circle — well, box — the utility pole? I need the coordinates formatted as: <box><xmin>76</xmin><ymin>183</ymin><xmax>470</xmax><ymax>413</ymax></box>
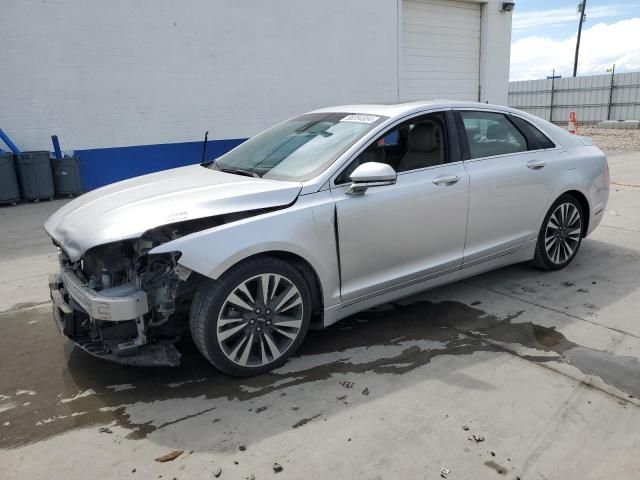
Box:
<box><xmin>573</xmin><ymin>0</ymin><xmax>587</xmax><ymax>77</ymax></box>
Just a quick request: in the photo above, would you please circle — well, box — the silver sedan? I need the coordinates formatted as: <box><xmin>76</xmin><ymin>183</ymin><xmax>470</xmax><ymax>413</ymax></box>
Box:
<box><xmin>45</xmin><ymin>101</ymin><xmax>609</xmax><ymax>375</ymax></box>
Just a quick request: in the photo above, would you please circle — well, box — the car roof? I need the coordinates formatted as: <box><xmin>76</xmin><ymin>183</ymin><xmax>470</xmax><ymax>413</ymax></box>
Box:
<box><xmin>310</xmin><ymin>100</ymin><xmax>517</xmax><ymax>118</ymax></box>
<box><xmin>310</xmin><ymin>100</ymin><xmax>582</xmax><ymax>151</ymax></box>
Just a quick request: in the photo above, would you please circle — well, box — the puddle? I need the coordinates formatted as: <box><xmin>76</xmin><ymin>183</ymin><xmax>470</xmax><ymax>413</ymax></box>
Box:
<box><xmin>1</xmin><ymin>300</ymin><xmax>638</xmax><ymax>449</ymax></box>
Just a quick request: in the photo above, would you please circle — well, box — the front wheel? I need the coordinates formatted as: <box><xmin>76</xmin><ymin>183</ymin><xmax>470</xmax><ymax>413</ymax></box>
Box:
<box><xmin>533</xmin><ymin>194</ymin><xmax>584</xmax><ymax>270</ymax></box>
<box><xmin>190</xmin><ymin>257</ymin><xmax>312</xmax><ymax>376</ymax></box>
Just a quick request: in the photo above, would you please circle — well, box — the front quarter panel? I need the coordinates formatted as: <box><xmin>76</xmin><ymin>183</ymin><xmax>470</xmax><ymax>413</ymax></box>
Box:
<box><xmin>149</xmin><ymin>192</ymin><xmax>341</xmax><ymax>308</ymax></box>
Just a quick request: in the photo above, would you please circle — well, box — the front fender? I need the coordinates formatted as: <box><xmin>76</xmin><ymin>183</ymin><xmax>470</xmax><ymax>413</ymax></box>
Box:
<box><xmin>149</xmin><ymin>192</ymin><xmax>341</xmax><ymax>308</ymax></box>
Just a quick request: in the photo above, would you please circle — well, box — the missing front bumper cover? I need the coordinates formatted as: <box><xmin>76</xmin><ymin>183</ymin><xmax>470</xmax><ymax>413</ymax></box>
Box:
<box><xmin>50</xmin><ymin>273</ymin><xmax>181</xmax><ymax>367</ymax></box>
<box><xmin>55</xmin><ymin>267</ymin><xmax>149</xmax><ymax>321</ymax></box>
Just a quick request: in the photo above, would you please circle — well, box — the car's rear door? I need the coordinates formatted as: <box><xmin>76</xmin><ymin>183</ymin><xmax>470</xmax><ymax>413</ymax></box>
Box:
<box><xmin>456</xmin><ymin>109</ymin><xmax>566</xmax><ymax>265</ymax></box>
<box><xmin>330</xmin><ymin>111</ymin><xmax>469</xmax><ymax>303</ymax></box>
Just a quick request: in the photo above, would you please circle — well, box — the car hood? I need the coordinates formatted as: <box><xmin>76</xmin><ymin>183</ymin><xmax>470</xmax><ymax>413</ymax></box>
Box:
<box><xmin>44</xmin><ymin>164</ymin><xmax>302</xmax><ymax>261</ymax></box>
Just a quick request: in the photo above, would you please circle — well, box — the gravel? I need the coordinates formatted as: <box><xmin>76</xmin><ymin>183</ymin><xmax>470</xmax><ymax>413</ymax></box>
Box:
<box><xmin>577</xmin><ymin>126</ymin><xmax>640</xmax><ymax>152</ymax></box>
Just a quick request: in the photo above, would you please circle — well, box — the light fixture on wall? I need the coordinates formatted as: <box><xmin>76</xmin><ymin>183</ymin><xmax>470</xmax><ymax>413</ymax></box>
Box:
<box><xmin>501</xmin><ymin>2</ymin><xmax>515</xmax><ymax>12</ymax></box>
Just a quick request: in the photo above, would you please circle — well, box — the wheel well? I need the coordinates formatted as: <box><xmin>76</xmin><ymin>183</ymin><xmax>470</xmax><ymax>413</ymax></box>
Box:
<box><xmin>563</xmin><ymin>190</ymin><xmax>590</xmax><ymax>236</ymax></box>
<box><xmin>235</xmin><ymin>251</ymin><xmax>324</xmax><ymax>326</ymax></box>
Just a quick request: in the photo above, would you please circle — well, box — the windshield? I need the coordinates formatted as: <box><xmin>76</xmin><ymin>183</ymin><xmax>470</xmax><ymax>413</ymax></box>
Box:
<box><xmin>209</xmin><ymin>112</ymin><xmax>387</xmax><ymax>181</ymax></box>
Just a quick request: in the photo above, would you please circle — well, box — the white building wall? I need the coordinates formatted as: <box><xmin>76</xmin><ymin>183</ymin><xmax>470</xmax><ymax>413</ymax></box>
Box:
<box><xmin>0</xmin><ymin>0</ymin><xmax>511</xmax><ymax>154</ymax></box>
<box><xmin>0</xmin><ymin>0</ymin><xmax>399</xmax><ymax>151</ymax></box>
<box><xmin>478</xmin><ymin>0</ymin><xmax>513</xmax><ymax>105</ymax></box>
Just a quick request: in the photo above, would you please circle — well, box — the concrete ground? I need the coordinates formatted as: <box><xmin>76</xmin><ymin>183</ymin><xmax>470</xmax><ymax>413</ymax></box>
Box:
<box><xmin>1</xmin><ymin>151</ymin><xmax>640</xmax><ymax>480</ymax></box>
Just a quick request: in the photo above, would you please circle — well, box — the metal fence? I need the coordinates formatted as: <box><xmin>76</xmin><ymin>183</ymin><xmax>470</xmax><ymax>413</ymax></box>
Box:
<box><xmin>508</xmin><ymin>71</ymin><xmax>640</xmax><ymax>124</ymax></box>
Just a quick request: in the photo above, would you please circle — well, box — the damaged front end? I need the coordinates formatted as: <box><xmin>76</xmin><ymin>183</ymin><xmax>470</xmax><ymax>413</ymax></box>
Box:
<box><xmin>44</xmin><ymin>174</ymin><xmax>301</xmax><ymax>367</ymax></box>
<box><xmin>43</xmin><ymin>164</ymin><xmax>303</xmax><ymax>367</ymax></box>
<box><xmin>50</xmin><ymin>232</ymin><xmax>197</xmax><ymax>367</ymax></box>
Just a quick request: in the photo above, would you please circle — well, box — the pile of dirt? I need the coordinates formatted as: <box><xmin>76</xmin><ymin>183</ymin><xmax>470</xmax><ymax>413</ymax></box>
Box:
<box><xmin>578</xmin><ymin>126</ymin><xmax>640</xmax><ymax>152</ymax></box>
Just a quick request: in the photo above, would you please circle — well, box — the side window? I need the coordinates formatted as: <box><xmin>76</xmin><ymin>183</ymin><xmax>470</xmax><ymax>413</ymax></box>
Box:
<box><xmin>335</xmin><ymin>113</ymin><xmax>449</xmax><ymax>184</ymax></box>
<box><xmin>508</xmin><ymin>115</ymin><xmax>555</xmax><ymax>150</ymax></box>
<box><xmin>335</xmin><ymin>146</ymin><xmax>386</xmax><ymax>184</ymax></box>
<box><xmin>460</xmin><ymin>111</ymin><xmax>527</xmax><ymax>159</ymax></box>
<box><xmin>396</xmin><ymin>114</ymin><xmax>448</xmax><ymax>173</ymax></box>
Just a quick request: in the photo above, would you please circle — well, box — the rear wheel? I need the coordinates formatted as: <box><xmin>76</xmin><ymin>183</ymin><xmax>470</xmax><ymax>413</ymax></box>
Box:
<box><xmin>533</xmin><ymin>194</ymin><xmax>584</xmax><ymax>270</ymax></box>
<box><xmin>190</xmin><ymin>257</ymin><xmax>311</xmax><ymax>376</ymax></box>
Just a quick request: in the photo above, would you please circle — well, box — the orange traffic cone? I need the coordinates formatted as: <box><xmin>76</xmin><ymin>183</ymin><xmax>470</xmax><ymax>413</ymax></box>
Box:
<box><xmin>568</xmin><ymin>111</ymin><xmax>578</xmax><ymax>134</ymax></box>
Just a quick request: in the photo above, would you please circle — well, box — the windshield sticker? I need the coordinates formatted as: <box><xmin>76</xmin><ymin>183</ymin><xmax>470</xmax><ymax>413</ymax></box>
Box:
<box><xmin>340</xmin><ymin>114</ymin><xmax>380</xmax><ymax>124</ymax></box>
<box><xmin>165</xmin><ymin>210</ymin><xmax>188</xmax><ymax>222</ymax></box>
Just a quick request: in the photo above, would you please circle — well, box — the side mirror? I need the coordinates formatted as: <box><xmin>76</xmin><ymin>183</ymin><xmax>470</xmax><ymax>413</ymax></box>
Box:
<box><xmin>346</xmin><ymin>162</ymin><xmax>397</xmax><ymax>195</ymax></box>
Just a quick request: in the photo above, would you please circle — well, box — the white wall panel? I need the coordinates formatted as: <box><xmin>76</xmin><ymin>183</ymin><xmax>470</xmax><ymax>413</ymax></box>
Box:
<box><xmin>0</xmin><ymin>0</ymin><xmax>398</xmax><ymax>150</ymax></box>
<box><xmin>400</xmin><ymin>0</ymin><xmax>481</xmax><ymax>101</ymax></box>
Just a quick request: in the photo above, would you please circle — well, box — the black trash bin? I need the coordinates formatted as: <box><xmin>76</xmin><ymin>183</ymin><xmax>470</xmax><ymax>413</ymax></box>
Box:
<box><xmin>51</xmin><ymin>156</ymin><xmax>82</xmax><ymax>196</ymax></box>
<box><xmin>16</xmin><ymin>151</ymin><xmax>55</xmax><ymax>201</ymax></box>
<box><xmin>0</xmin><ymin>152</ymin><xmax>21</xmax><ymax>205</ymax></box>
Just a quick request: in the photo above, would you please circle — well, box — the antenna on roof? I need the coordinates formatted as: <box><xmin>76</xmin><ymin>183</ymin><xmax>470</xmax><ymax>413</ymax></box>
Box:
<box><xmin>201</xmin><ymin>131</ymin><xmax>209</xmax><ymax>164</ymax></box>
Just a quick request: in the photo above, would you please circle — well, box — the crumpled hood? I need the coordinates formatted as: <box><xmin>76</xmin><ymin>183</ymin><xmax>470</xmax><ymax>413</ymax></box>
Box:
<box><xmin>44</xmin><ymin>164</ymin><xmax>302</xmax><ymax>261</ymax></box>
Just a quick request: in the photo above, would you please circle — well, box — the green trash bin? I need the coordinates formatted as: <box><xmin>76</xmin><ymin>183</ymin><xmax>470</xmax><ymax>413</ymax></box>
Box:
<box><xmin>51</xmin><ymin>156</ymin><xmax>82</xmax><ymax>196</ymax></box>
<box><xmin>16</xmin><ymin>151</ymin><xmax>55</xmax><ymax>201</ymax></box>
<box><xmin>0</xmin><ymin>152</ymin><xmax>21</xmax><ymax>205</ymax></box>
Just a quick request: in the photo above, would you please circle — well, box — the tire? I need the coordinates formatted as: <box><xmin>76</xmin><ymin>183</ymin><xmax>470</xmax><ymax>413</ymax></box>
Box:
<box><xmin>190</xmin><ymin>256</ymin><xmax>312</xmax><ymax>376</ymax></box>
<box><xmin>532</xmin><ymin>194</ymin><xmax>584</xmax><ymax>270</ymax></box>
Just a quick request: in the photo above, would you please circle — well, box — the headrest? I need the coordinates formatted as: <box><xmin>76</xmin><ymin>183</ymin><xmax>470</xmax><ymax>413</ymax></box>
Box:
<box><xmin>408</xmin><ymin>122</ymin><xmax>439</xmax><ymax>152</ymax></box>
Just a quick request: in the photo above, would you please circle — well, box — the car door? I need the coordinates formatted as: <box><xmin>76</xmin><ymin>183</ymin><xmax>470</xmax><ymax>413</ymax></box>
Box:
<box><xmin>330</xmin><ymin>111</ymin><xmax>469</xmax><ymax>303</ymax></box>
<box><xmin>456</xmin><ymin>109</ymin><xmax>565</xmax><ymax>265</ymax></box>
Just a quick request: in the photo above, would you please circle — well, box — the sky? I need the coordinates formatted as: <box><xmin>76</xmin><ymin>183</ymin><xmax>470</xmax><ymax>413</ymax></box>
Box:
<box><xmin>510</xmin><ymin>0</ymin><xmax>640</xmax><ymax>80</ymax></box>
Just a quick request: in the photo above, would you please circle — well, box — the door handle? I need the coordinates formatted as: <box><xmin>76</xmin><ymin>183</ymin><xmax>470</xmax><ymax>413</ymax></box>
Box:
<box><xmin>432</xmin><ymin>175</ymin><xmax>459</xmax><ymax>186</ymax></box>
<box><xmin>526</xmin><ymin>160</ymin><xmax>546</xmax><ymax>170</ymax></box>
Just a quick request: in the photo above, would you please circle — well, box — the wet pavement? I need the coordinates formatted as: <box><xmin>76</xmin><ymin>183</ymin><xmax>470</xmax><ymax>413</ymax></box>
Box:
<box><xmin>1</xmin><ymin>151</ymin><xmax>640</xmax><ymax>479</ymax></box>
<box><xmin>2</xmin><ymin>294</ymin><xmax>640</xmax><ymax>452</ymax></box>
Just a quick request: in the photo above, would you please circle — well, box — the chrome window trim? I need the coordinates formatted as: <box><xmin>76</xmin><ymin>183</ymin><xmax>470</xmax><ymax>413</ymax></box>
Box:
<box><xmin>396</xmin><ymin>160</ymin><xmax>464</xmax><ymax>177</ymax></box>
<box><xmin>460</xmin><ymin>146</ymin><xmax>563</xmax><ymax>165</ymax></box>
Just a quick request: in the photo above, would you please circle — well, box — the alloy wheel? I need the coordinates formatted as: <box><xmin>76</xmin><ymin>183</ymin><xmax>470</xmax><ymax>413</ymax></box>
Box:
<box><xmin>216</xmin><ymin>273</ymin><xmax>304</xmax><ymax>367</ymax></box>
<box><xmin>544</xmin><ymin>202</ymin><xmax>582</xmax><ymax>265</ymax></box>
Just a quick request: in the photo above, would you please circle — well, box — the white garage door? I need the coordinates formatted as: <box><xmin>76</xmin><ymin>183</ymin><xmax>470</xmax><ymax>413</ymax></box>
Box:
<box><xmin>400</xmin><ymin>0</ymin><xmax>481</xmax><ymax>101</ymax></box>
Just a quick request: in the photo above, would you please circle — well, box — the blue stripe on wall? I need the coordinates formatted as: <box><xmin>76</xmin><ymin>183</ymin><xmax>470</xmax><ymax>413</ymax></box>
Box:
<box><xmin>75</xmin><ymin>137</ymin><xmax>246</xmax><ymax>190</ymax></box>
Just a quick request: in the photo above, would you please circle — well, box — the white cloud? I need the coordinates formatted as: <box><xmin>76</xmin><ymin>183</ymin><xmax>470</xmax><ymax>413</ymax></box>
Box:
<box><xmin>510</xmin><ymin>18</ymin><xmax>640</xmax><ymax>80</ymax></box>
<box><xmin>513</xmin><ymin>5</ymin><xmax>625</xmax><ymax>30</ymax></box>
